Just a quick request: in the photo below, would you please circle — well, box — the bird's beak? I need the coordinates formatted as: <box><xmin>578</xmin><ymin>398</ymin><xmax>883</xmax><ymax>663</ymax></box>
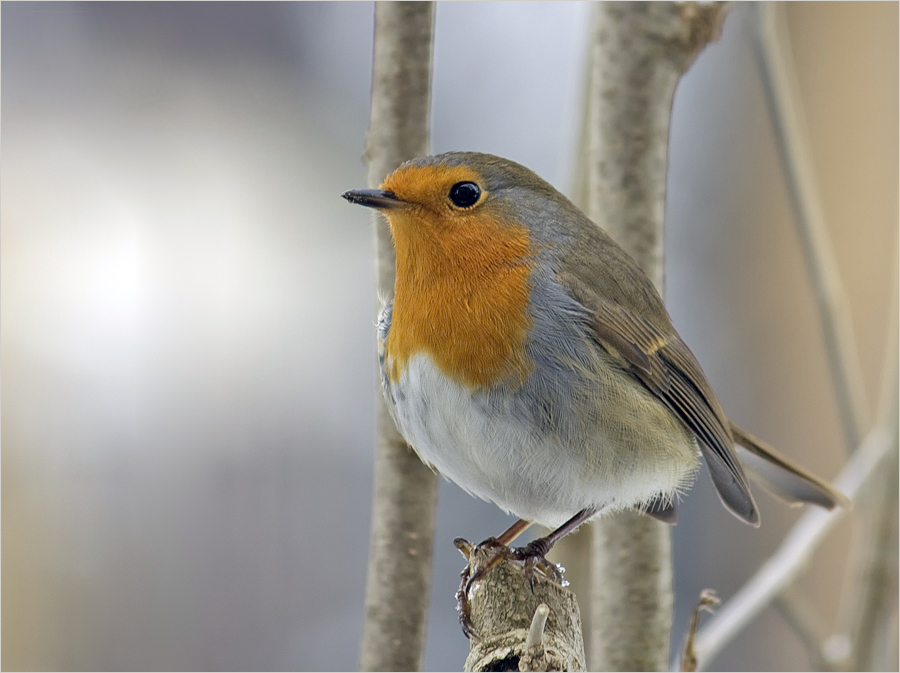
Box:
<box><xmin>341</xmin><ymin>188</ymin><xmax>403</xmax><ymax>210</ymax></box>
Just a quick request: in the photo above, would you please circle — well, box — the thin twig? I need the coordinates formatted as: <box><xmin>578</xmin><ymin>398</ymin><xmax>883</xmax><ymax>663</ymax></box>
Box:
<box><xmin>359</xmin><ymin>4</ymin><xmax>438</xmax><ymax>671</ymax></box>
<box><xmin>679</xmin><ymin>590</ymin><xmax>720</xmax><ymax>672</ymax></box>
<box><xmin>841</xmin><ymin>249</ymin><xmax>899</xmax><ymax>670</ymax></box>
<box><xmin>524</xmin><ymin>604</ymin><xmax>551</xmax><ymax>652</ymax></box>
<box><xmin>689</xmin><ymin>414</ymin><xmax>899</xmax><ymax>670</ymax></box>
<box><xmin>752</xmin><ymin>2</ymin><xmax>870</xmax><ymax>452</ymax></box>
<box><xmin>746</xmin><ymin>6</ymin><xmax>898</xmax><ymax>670</ymax></box>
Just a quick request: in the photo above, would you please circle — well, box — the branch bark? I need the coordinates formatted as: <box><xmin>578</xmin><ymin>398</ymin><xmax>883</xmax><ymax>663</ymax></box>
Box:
<box><xmin>462</xmin><ymin>554</ymin><xmax>585</xmax><ymax>672</ymax></box>
<box><xmin>585</xmin><ymin>3</ymin><xmax>729</xmax><ymax>670</ymax></box>
<box><xmin>359</xmin><ymin>4</ymin><xmax>438</xmax><ymax>671</ymax></box>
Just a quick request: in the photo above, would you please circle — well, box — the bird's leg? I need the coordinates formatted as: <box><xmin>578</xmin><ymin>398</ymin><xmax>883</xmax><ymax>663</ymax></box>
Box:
<box><xmin>472</xmin><ymin>509</ymin><xmax>596</xmax><ymax>588</ymax></box>
<box><xmin>495</xmin><ymin>517</ymin><xmax>533</xmax><ymax>546</ymax></box>
<box><xmin>508</xmin><ymin>507</ymin><xmax>598</xmax><ymax>589</ymax></box>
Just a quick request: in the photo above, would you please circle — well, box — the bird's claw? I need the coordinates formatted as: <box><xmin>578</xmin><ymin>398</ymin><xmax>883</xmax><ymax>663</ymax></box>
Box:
<box><xmin>510</xmin><ymin>537</ymin><xmax>562</xmax><ymax>588</ymax></box>
<box><xmin>453</xmin><ymin>537</ymin><xmax>476</xmax><ymax>562</ymax></box>
<box><xmin>455</xmin><ymin>552</ymin><xmax>480</xmax><ymax>640</ymax></box>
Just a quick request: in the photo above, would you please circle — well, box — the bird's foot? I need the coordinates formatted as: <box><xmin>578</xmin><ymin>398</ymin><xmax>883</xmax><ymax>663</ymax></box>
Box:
<box><xmin>453</xmin><ymin>535</ymin><xmax>563</xmax><ymax>639</ymax></box>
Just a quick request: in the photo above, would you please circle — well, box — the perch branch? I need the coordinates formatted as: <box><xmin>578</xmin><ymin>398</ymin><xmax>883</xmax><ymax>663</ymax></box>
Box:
<box><xmin>462</xmin><ymin>554</ymin><xmax>585</xmax><ymax>672</ymax></box>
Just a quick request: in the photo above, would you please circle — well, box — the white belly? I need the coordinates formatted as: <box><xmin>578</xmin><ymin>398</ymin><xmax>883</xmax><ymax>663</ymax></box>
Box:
<box><xmin>386</xmin><ymin>353</ymin><xmax>699</xmax><ymax>528</ymax></box>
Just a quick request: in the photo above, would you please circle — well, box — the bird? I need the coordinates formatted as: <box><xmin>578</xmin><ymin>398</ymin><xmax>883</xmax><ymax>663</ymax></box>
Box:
<box><xmin>342</xmin><ymin>151</ymin><xmax>845</xmax><ymax>605</ymax></box>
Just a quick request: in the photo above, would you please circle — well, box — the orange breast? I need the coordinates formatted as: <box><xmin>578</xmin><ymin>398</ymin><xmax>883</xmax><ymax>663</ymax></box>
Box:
<box><xmin>384</xmin><ymin>208</ymin><xmax>535</xmax><ymax>389</ymax></box>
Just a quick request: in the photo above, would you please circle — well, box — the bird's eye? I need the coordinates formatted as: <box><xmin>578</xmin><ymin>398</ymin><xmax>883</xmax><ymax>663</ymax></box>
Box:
<box><xmin>448</xmin><ymin>181</ymin><xmax>481</xmax><ymax>208</ymax></box>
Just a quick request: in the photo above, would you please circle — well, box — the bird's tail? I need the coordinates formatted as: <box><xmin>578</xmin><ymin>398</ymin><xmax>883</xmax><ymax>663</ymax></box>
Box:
<box><xmin>730</xmin><ymin>422</ymin><xmax>849</xmax><ymax>510</ymax></box>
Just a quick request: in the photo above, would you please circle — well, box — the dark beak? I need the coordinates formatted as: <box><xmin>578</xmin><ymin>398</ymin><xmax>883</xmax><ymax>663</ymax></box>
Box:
<box><xmin>341</xmin><ymin>188</ymin><xmax>402</xmax><ymax>210</ymax></box>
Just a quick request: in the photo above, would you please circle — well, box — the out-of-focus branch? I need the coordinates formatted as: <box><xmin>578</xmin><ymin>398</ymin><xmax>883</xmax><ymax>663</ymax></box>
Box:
<box><xmin>586</xmin><ymin>1</ymin><xmax>730</xmax><ymax>288</ymax></box>
<box><xmin>547</xmin><ymin>46</ymin><xmax>600</xmax><ymax>662</ymax></box>
<box><xmin>842</xmin><ymin>252</ymin><xmax>899</xmax><ymax>671</ymax></box>
<box><xmin>754</xmin><ymin>5</ymin><xmax>898</xmax><ymax>669</ymax></box>
<box><xmin>690</xmin><ymin>408</ymin><xmax>899</xmax><ymax>670</ymax></box>
<box><xmin>359</xmin><ymin>3</ymin><xmax>438</xmax><ymax>671</ymax></box>
<box><xmin>679</xmin><ymin>590</ymin><xmax>720</xmax><ymax>672</ymax></box>
<box><xmin>846</xmin><ymin>442</ymin><xmax>900</xmax><ymax>671</ymax></box>
<box><xmin>752</xmin><ymin>1</ymin><xmax>870</xmax><ymax>451</ymax></box>
<box><xmin>845</xmin><ymin>425</ymin><xmax>898</xmax><ymax>672</ymax></box>
<box><xmin>585</xmin><ymin>3</ymin><xmax>730</xmax><ymax>670</ymax></box>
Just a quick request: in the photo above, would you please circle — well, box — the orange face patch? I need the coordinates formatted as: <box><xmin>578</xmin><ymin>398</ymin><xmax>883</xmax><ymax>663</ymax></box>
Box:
<box><xmin>380</xmin><ymin>163</ymin><xmax>534</xmax><ymax>389</ymax></box>
<box><xmin>381</xmin><ymin>164</ymin><xmax>485</xmax><ymax>208</ymax></box>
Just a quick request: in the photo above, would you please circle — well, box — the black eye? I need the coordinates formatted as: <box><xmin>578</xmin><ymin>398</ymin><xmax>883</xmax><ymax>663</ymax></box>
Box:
<box><xmin>448</xmin><ymin>181</ymin><xmax>481</xmax><ymax>208</ymax></box>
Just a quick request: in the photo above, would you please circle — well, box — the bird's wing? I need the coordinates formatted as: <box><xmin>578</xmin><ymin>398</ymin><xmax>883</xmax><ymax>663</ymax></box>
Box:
<box><xmin>561</xmin><ymin>271</ymin><xmax>759</xmax><ymax>526</ymax></box>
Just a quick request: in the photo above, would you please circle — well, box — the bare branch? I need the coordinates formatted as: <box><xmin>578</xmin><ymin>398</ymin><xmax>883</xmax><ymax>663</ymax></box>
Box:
<box><xmin>585</xmin><ymin>3</ymin><xmax>730</xmax><ymax>670</ymax></box>
<box><xmin>359</xmin><ymin>4</ymin><xmax>438</xmax><ymax>671</ymax></box>
<box><xmin>586</xmin><ymin>1</ymin><xmax>729</xmax><ymax>288</ymax></box>
<box><xmin>690</xmin><ymin>413</ymin><xmax>899</xmax><ymax>670</ymax></box>
<box><xmin>752</xmin><ymin>2</ymin><xmax>870</xmax><ymax>451</ymax></box>
<box><xmin>679</xmin><ymin>590</ymin><xmax>720</xmax><ymax>672</ymax></box>
<box><xmin>842</xmin><ymin>254</ymin><xmax>899</xmax><ymax>670</ymax></box>
<box><xmin>732</xmin><ymin>5</ymin><xmax>899</xmax><ymax>670</ymax></box>
<box><xmin>591</xmin><ymin>511</ymin><xmax>674</xmax><ymax>671</ymax></box>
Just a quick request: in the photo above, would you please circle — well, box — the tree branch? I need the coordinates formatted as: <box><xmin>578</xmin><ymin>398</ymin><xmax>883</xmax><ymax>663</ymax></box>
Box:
<box><xmin>585</xmin><ymin>3</ymin><xmax>730</xmax><ymax>670</ymax></box>
<box><xmin>462</xmin><ymin>555</ymin><xmax>585</xmax><ymax>672</ymax></box>
<box><xmin>753</xmin><ymin>6</ymin><xmax>897</xmax><ymax>669</ymax></box>
<box><xmin>752</xmin><ymin>2</ymin><xmax>870</xmax><ymax>451</ymax></box>
<box><xmin>359</xmin><ymin>4</ymin><xmax>438</xmax><ymax>671</ymax></box>
<box><xmin>689</xmin><ymin>411</ymin><xmax>898</xmax><ymax>670</ymax></box>
<box><xmin>842</xmin><ymin>255</ymin><xmax>898</xmax><ymax>670</ymax></box>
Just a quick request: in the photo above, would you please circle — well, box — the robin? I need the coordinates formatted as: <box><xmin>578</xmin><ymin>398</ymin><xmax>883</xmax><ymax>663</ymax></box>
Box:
<box><xmin>342</xmin><ymin>152</ymin><xmax>844</xmax><ymax>606</ymax></box>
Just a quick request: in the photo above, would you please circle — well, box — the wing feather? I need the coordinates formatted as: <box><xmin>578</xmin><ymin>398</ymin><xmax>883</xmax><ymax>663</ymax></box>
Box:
<box><xmin>571</xmin><ymin>286</ymin><xmax>759</xmax><ymax>525</ymax></box>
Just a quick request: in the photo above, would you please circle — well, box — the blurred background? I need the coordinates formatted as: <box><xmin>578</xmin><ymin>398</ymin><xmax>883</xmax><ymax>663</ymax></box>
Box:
<box><xmin>2</xmin><ymin>2</ymin><xmax>896</xmax><ymax>670</ymax></box>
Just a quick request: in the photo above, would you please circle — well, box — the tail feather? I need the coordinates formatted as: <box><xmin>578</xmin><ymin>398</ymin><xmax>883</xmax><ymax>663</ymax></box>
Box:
<box><xmin>730</xmin><ymin>422</ymin><xmax>849</xmax><ymax>510</ymax></box>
